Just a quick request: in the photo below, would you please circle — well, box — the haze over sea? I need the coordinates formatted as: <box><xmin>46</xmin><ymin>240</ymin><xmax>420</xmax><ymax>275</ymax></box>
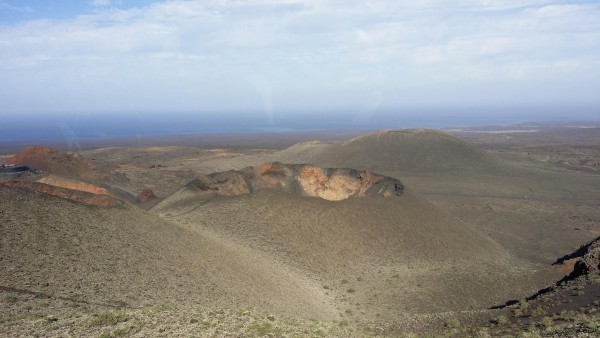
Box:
<box><xmin>1</xmin><ymin>1</ymin><xmax>599</xmax><ymax>145</ymax></box>
<box><xmin>3</xmin><ymin>108</ymin><xmax>598</xmax><ymax>145</ymax></box>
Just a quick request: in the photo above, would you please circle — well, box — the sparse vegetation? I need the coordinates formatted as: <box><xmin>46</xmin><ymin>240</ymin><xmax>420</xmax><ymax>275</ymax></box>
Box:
<box><xmin>541</xmin><ymin>316</ymin><xmax>554</xmax><ymax>329</ymax></box>
<box><xmin>98</xmin><ymin>325</ymin><xmax>141</xmax><ymax>338</ymax></box>
<box><xmin>88</xmin><ymin>311</ymin><xmax>129</xmax><ymax>327</ymax></box>
<box><xmin>445</xmin><ymin>318</ymin><xmax>461</xmax><ymax>329</ymax></box>
<box><xmin>248</xmin><ymin>321</ymin><xmax>278</xmax><ymax>335</ymax></box>
<box><xmin>2</xmin><ymin>126</ymin><xmax>600</xmax><ymax>338</ymax></box>
<box><xmin>491</xmin><ymin>314</ymin><xmax>508</xmax><ymax>325</ymax></box>
<box><xmin>3</xmin><ymin>295</ymin><xmax>18</xmax><ymax>303</ymax></box>
<box><xmin>473</xmin><ymin>327</ymin><xmax>490</xmax><ymax>338</ymax></box>
<box><xmin>531</xmin><ymin>305</ymin><xmax>547</xmax><ymax>317</ymax></box>
<box><xmin>34</xmin><ymin>292</ymin><xmax>49</xmax><ymax>299</ymax></box>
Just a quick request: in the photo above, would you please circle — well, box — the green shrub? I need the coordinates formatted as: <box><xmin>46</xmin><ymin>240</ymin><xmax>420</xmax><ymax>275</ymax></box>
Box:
<box><xmin>491</xmin><ymin>315</ymin><xmax>508</xmax><ymax>325</ymax></box>
<box><xmin>88</xmin><ymin>311</ymin><xmax>128</xmax><ymax>327</ymax></box>
<box><xmin>531</xmin><ymin>305</ymin><xmax>546</xmax><ymax>317</ymax></box>
<box><xmin>474</xmin><ymin>327</ymin><xmax>490</xmax><ymax>338</ymax></box>
<box><xmin>248</xmin><ymin>321</ymin><xmax>277</xmax><ymax>335</ymax></box>
<box><xmin>445</xmin><ymin>318</ymin><xmax>461</xmax><ymax>329</ymax></box>
<box><xmin>34</xmin><ymin>292</ymin><xmax>49</xmax><ymax>299</ymax></box>
<box><xmin>541</xmin><ymin>316</ymin><xmax>554</xmax><ymax>329</ymax></box>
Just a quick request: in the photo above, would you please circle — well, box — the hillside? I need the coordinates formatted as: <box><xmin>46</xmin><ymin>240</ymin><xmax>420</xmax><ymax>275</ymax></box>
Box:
<box><xmin>0</xmin><ymin>186</ymin><xmax>338</xmax><ymax>321</ymax></box>
<box><xmin>3</xmin><ymin>146</ymin><xmax>95</xmax><ymax>179</ymax></box>
<box><xmin>152</xmin><ymin>164</ymin><xmax>551</xmax><ymax>319</ymax></box>
<box><xmin>274</xmin><ymin>129</ymin><xmax>503</xmax><ymax>174</ymax></box>
<box><xmin>3</xmin><ymin>128</ymin><xmax>597</xmax><ymax>336</ymax></box>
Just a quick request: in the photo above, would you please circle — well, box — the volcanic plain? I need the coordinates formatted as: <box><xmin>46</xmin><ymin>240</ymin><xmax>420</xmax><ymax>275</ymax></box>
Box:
<box><xmin>1</xmin><ymin>122</ymin><xmax>599</xmax><ymax>337</ymax></box>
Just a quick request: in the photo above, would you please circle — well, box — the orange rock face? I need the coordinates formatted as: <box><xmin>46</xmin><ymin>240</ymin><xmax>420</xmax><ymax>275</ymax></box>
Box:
<box><xmin>555</xmin><ymin>258</ymin><xmax>578</xmax><ymax>275</ymax></box>
<box><xmin>297</xmin><ymin>166</ymin><xmax>362</xmax><ymax>201</ymax></box>
<box><xmin>4</xmin><ymin>146</ymin><xmax>94</xmax><ymax>179</ymax></box>
<box><xmin>36</xmin><ymin>176</ymin><xmax>111</xmax><ymax>196</ymax></box>
<box><xmin>1</xmin><ymin>180</ymin><xmax>119</xmax><ymax>207</ymax></box>
<box><xmin>187</xmin><ymin>162</ymin><xmax>404</xmax><ymax>202</ymax></box>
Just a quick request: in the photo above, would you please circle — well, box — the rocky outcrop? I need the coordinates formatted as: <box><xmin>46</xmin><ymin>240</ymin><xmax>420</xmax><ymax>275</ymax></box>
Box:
<box><xmin>1</xmin><ymin>180</ymin><xmax>121</xmax><ymax>207</ymax></box>
<box><xmin>186</xmin><ymin>162</ymin><xmax>404</xmax><ymax>202</ymax></box>
<box><xmin>36</xmin><ymin>176</ymin><xmax>111</xmax><ymax>196</ymax></box>
<box><xmin>3</xmin><ymin>146</ymin><xmax>95</xmax><ymax>179</ymax></box>
<box><xmin>137</xmin><ymin>188</ymin><xmax>158</xmax><ymax>204</ymax></box>
<box><xmin>578</xmin><ymin>239</ymin><xmax>600</xmax><ymax>274</ymax></box>
<box><xmin>554</xmin><ymin>237</ymin><xmax>600</xmax><ymax>277</ymax></box>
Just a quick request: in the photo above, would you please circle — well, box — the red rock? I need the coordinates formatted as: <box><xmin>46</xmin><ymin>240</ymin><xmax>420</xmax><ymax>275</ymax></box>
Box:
<box><xmin>36</xmin><ymin>176</ymin><xmax>111</xmax><ymax>196</ymax></box>
<box><xmin>137</xmin><ymin>188</ymin><xmax>157</xmax><ymax>204</ymax></box>
<box><xmin>4</xmin><ymin>146</ymin><xmax>94</xmax><ymax>179</ymax></box>
<box><xmin>1</xmin><ymin>180</ymin><xmax>119</xmax><ymax>207</ymax></box>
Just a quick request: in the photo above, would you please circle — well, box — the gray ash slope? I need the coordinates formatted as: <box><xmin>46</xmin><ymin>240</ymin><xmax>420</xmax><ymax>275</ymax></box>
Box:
<box><xmin>0</xmin><ymin>186</ymin><xmax>338</xmax><ymax>320</ymax></box>
<box><xmin>152</xmin><ymin>163</ymin><xmax>547</xmax><ymax>319</ymax></box>
<box><xmin>273</xmin><ymin>129</ymin><xmax>506</xmax><ymax>174</ymax></box>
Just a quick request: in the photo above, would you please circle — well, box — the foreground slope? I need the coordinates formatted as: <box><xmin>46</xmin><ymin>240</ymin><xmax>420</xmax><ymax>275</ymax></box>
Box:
<box><xmin>0</xmin><ymin>186</ymin><xmax>338</xmax><ymax>320</ymax></box>
<box><xmin>153</xmin><ymin>164</ymin><xmax>550</xmax><ymax>319</ymax></box>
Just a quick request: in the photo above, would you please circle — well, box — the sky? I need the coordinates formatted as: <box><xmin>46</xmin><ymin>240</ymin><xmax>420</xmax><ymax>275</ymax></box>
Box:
<box><xmin>0</xmin><ymin>0</ymin><xmax>599</xmax><ymax>137</ymax></box>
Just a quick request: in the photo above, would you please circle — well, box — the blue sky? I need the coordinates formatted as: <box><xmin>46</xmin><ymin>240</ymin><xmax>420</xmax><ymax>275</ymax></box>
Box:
<box><xmin>0</xmin><ymin>0</ymin><xmax>599</xmax><ymax>126</ymax></box>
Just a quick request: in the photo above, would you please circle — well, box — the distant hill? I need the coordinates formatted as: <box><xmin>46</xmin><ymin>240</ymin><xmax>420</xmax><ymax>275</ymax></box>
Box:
<box><xmin>3</xmin><ymin>146</ymin><xmax>95</xmax><ymax>179</ymax></box>
<box><xmin>274</xmin><ymin>129</ymin><xmax>503</xmax><ymax>174</ymax></box>
<box><xmin>1</xmin><ymin>146</ymin><xmax>161</xmax><ymax>207</ymax></box>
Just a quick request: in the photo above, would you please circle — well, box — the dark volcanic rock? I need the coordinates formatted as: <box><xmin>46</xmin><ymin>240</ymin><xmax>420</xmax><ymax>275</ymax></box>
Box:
<box><xmin>554</xmin><ymin>237</ymin><xmax>600</xmax><ymax>277</ymax></box>
<box><xmin>579</xmin><ymin>238</ymin><xmax>600</xmax><ymax>274</ymax></box>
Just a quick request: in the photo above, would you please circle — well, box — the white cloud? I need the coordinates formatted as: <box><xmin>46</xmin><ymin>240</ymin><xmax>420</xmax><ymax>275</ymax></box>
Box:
<box><xmin>89</xmin><ymin>0</ymin><xmax>122</xmax><ymax>7</ymax></box>
<box><xmin>0</xmin><ymin>0</ymin><xmax>599</xmax><ymax>114</ymax></box>
<box><xmin>0</xmin><ymin>0</ymin><xmax>32</xmax><ymax>12</ymax></box>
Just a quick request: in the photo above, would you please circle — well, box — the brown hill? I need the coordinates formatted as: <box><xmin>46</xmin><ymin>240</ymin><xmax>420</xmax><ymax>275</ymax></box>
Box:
<box><xmin>3</xmin><ymin>146</ymin><xmax>95</xmax><ymax>179</ymax></box>
<box><xmin>152</xmin><ymin>164</ymin><xmax>546</xmax><ymax>319</ymax></box>
<box><xmin>1</xmin><ymin>146</ymin><xmax>154</xmax><ymax>207</ymax></box>
<box><xmin>1</xmin><ymin>179</ymin><xmax>120</xmax><ymax>207</ymax></box>
<box><xmin>273</xmin><ymin>129</ymin><xmax>503</xmax><ymax>174</ymax></box>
